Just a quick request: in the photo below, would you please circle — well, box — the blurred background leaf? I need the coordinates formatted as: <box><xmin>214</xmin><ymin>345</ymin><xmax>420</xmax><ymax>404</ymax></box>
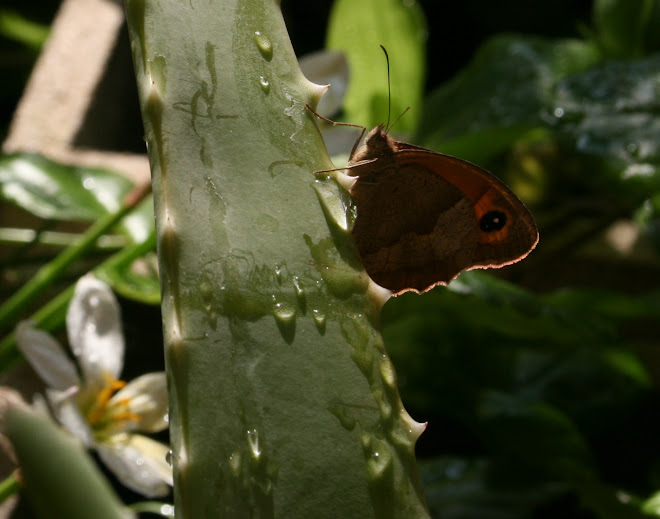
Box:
<box><xmin>325</xmin><ymin>0</ymin><xmax>427</xmax><ymax>133</ymax></box>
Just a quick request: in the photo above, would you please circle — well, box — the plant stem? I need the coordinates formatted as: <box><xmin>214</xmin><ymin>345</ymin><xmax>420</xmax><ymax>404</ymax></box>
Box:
<box><xmin>0</xmin><ymin>231</ymin><xmax>157</xmax><ymax>370</ymax></box>
<box><xmin>0</xmin><ymin>182</ymin><xmax>152</xmax><ymax>334</ymax></box>
<box><xmin>0</xmin><ymin>472</ymin><xmax>20</xmax><ymax>504</ymax></box>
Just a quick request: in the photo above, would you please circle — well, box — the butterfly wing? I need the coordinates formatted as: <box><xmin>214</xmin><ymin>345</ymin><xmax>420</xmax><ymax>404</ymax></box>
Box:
<box><xmin>393</xmin><ymin>148</ymin><xmax>539</xmax><ymax>269</ymax></box>
<box><xmin>350</xmin><ymin>143</ymin><xmax>538</xmax><ymax>294</ymax></box>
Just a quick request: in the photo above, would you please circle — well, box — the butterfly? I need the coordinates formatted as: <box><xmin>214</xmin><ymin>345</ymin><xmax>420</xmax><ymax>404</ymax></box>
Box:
<box><xmin>307</xmin><ymin>47</ymin><xmax>538</xmax><ymax>295</ymax></box>
<box><xmin>344</xmin><ymin>125</ymin><xmax>538</xmax><ymax>295</ymax></box>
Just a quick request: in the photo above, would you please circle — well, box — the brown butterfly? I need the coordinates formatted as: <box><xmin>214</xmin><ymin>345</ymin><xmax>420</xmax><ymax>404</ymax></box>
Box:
<box><xmin>345</xmin><ymin>125</ymin><xmax>538</xmax><ymax>295</ymax></box>
<box><xmin>307</xmin><ymin>48</ymin><xmax>538</xmax><ymax>296</ymax></box>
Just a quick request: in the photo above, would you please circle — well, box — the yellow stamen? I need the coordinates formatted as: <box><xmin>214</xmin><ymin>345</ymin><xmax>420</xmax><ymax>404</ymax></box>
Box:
<box><xmin>111</xmin><ymin>411</ymin><xmax>142</xmax><ymax>423</ymax></box>
<box><xmin>86</xmin><ymin>373</ymin><xmax>130</xmax><ymax>427</ymax></box>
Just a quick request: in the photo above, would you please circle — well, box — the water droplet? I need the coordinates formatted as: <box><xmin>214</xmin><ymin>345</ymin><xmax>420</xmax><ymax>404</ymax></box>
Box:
<box><xmin>274</xmin><ymin>264</ymin><xmax>283</xmax><ymax>284</ymax></box>
<box><xmin>553</xmin><ymin>107</ymin><xmax>564</xmax><ymax>118</ymax></box>
<box><xmin>273</xmin><ymin>301</ymin><xmax>296</xmax><ymax>343</ymax></box>
<box><xmin>312</xmin><ymin>309</ymin><xmax>326</xmax><ymax>335</ymax></box>
<box><xmin>165</xmin><ymin>450</ymin><xmax>173</xmax><ymax>466</ymax></box>
<box><xmin>256</xmin><ymin>213</ymin><xmax>278</xmax><ymax>233</ymax></box>
<box><xmin>160</xmin><ymin>504</ymin><xmax>175</xmax><ymax>517</ymax></box>
<box><xmin>293</xmin><ymin>276</ymin><xmax>307</xmax><ymax>314</ymax></box>
<box><xmin>198</xmin><ymin>280</ymin><xmax>213</xmax><ymax>299</ymax></box>
<box><xmin>83</xmin><ymin>177</ymin><xmax>96</xmax><ymax>190</ymax></box>
<box><xmin>362</xmin><ymin>437</ymin><xmax>393</xmax><ymax>481</ymax></box>
<box><xmin>247</xmin><ymin>429</ymin><xmax>261</xmax><ymax>458</ymax></box>
<box><xmin>259</xmin><ymin>76</ymin><xmax>270</xmax><ymax>94</ymax></box>
<box><xmin>254</xmin><ymin>31</ymin><xmax>273</xmax><ymax>61</ymax></box>
<box><xmin>292</xmin><ymin>276</ymin><xmax>304</xmax><ymax>297</ymax></box>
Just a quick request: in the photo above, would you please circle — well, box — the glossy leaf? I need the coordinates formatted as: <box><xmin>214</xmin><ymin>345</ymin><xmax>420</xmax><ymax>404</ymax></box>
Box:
<box><xmin>0</xmin><ymin>153</ymin><xmax>154</xmax><ymax>243</ymax></box>
<box><xmin>551</xmin><ymin>54</ymin><xmax>660</xmax><ymax>197</ymax></box>
<box><xmin>416</xmin><ymin>36</ymin><xmax>599</xmax><ymax>164</ymax></box>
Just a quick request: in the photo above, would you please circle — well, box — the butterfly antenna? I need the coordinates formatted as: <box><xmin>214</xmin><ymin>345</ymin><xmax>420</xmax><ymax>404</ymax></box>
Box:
<box><xmin>389</xmin><ymin>106</ymin><xmax>410</xmax><ymax>132</ymax></box>
<box><xmin>380</xmin><ymin>45</ymin><xmax>392</xmax><ymax>131</ymax></box>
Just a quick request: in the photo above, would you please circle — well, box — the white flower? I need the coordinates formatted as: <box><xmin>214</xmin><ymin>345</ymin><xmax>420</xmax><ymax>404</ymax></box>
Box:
<box><xmin>16</xmin><ymin>274</ymin><xmax>172</xmax><ymax>497</ymax></box>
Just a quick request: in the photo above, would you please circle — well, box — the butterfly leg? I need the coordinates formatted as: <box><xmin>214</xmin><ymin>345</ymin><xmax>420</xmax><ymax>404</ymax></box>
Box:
<box><xmin>313</xmin><ymin>158</ymin><xmax>378</xmax><ymax>175</ymax></box>
<box><xmin>303</xmin><ymin>103</ymin><xmax>367</xmax><ymax>162</ymax></box>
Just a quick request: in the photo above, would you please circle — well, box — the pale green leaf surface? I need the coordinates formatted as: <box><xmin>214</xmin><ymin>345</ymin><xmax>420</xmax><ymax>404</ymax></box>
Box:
<box><xmin>126</xmin><ymin>0</ymin><xmax>429</xmax><ymax>516</ymax></box>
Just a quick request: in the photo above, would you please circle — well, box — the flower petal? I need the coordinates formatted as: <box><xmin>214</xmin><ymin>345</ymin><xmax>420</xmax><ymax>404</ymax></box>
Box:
<box><xmin>46</xmin><ymin>388</ymin><xmax>94</xmax><ymax>447</ymax></box>
<box><xmin>110</xmin><ymin>372</ymin><xmax>169</xmax><ymax>433</ymax></box>
<box><xmin>96</xmin><ymin>434</ymin><xmax>172</xmax><ymax>497</ymax></box>
<box><xmin>66</xmin><ymin>275</ymin><xmax>124</xmax><ymax>384</ymax></box>
<box><xmin>16</xmin><ymin>321</ymin><xmax>80</xmax><ymax>391</ymax></box>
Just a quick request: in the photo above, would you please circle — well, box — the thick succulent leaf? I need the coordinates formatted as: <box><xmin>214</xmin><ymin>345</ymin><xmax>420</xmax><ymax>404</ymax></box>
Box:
<box><xmin>126</xmin><ymin>0</ymin><xmax>429</xmax><ymax>516</ymax></box>
<box><xmin>5</xmin><ymin>406</ymin><xmax>133</xmax><ymax>519</ymax></box>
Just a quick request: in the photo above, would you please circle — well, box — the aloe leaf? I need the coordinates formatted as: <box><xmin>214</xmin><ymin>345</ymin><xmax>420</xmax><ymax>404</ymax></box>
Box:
<box><xmin>5</xmin><ymin>406</ymin><xmax>133</xmax><ymax>519</ymax></box>
<box><xmin>125</xmin><ymin>0</ymin><xmax>429</xmax><ymax>517</ymax></box>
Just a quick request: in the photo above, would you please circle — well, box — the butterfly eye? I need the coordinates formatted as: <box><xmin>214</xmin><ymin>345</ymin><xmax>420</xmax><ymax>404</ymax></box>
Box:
<box><xmin>479</xmin><ymin>210</ymin><xmax>508</xmax><ymax>232</ymax></box>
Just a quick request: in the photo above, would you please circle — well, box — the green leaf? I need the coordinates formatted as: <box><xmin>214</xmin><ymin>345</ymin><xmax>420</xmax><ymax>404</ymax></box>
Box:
<box><xmin>326</xmin><ymin>0</ymin><xmax>427</xmax><ymax>133</ymax></box>
<box><xmin>642</xmin><ymin>490</ymin><xmax>660</xmax><ymax>516</ymax></box>
<box><xmin>592</xmin><ymin>0</ymin><xmax>658</xmax><ymax>58</ymax></box>
<box><xmin>5</xmin><ymin>406</ymin><xmax>134</xmax><ymax>519</ymax></box>
<box><xmin>126</xmin><ymin>0</ymin><xmax>430</xmax><ymax>516</ymax></box>
<box><xmin>96</xmin><ymin>231</ymin><xmax>160</xmax><ymax>305</ymax></box>
<box><xmin>477</xmin><ymin>391</ymin><xmax>593</xmax><ymax>471</ymax></box>
<box><xmin>637</xmin><ymin>192</ymin><xmax>660</xmax><ymax>251</ymax></box>
<box><xmin>383</xmin><ymin>272</ymin><xmax>653</xmax><ymax>423</ymax></box>
<box><xmin>0</xmin><ymin>154</ymin><xmax>154</xmax><ymax>243</ymax></box>
<box><xmin>0</xmin><ymin>154</ymin><xmax>133</xmax><ymax>220</ymax></box>
<box><xmin>416</xmin><ymin>36</ymin><xmax>599</xmax><ymax>163</ymax></box>
<box><xmin>0</xmin><ymin>9</ymin><xmax>49</xmax><ymax>50</ymax></box>
<box><xmin>551</xmin><ymin>54</ymin><xmax>660</xmax><ymax>197</ymax></box>
<box><xmin>420</xmin><ymin>457</ymin><xmax>566</xmax><ymax>519</ymax></box>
